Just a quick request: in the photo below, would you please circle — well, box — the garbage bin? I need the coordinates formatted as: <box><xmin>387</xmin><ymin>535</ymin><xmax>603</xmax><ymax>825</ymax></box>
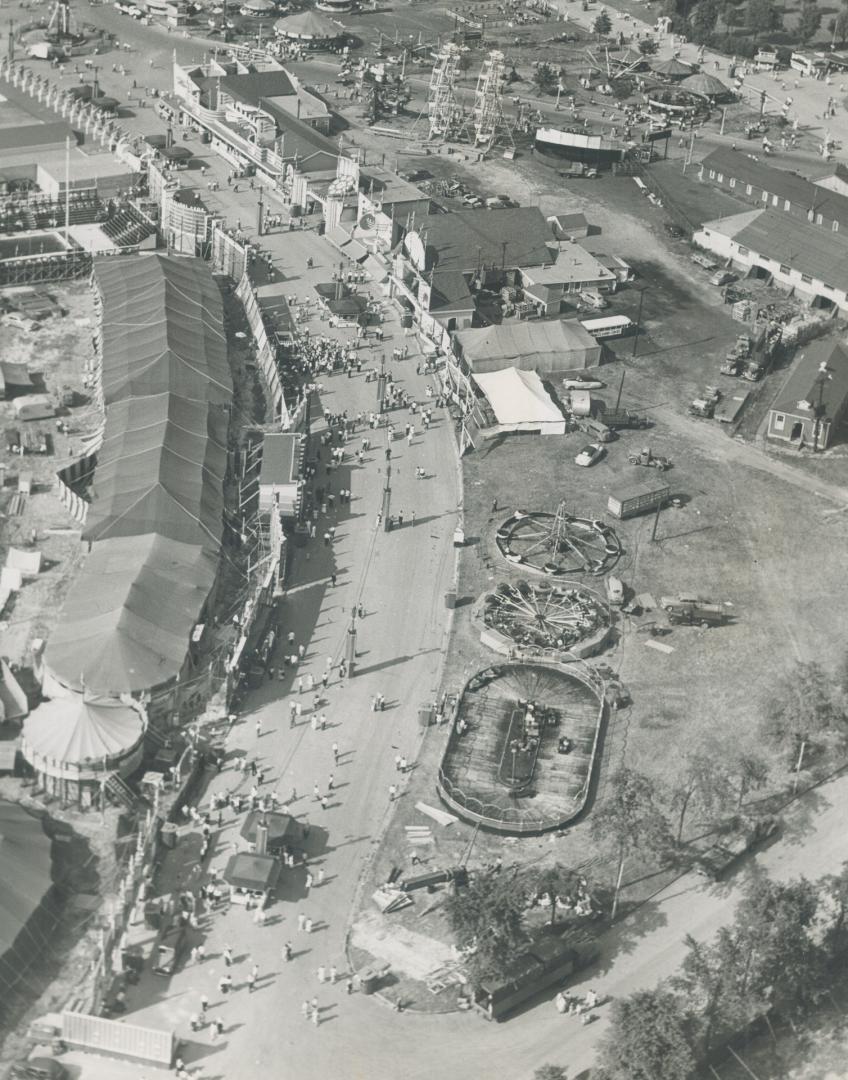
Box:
<box><xmin>358</xmin><ymin>967</ymin><xmax>379</xmax><ymax>995</ymax></box>
<box><xmin>444</xmin><ymin>590</ymin><xmax>456</xmax><ymax>610</ymax></box>
<box><xmin>160</xmin><ymin>822</ymin><xmax>179</xmax><ymax>849</ymax></box>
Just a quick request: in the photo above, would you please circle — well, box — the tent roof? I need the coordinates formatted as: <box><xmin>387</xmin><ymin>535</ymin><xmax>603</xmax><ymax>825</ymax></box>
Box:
<box><xmin>45</xmin><ymin>535</ymin><xmax>218</xmax><ymax>694</ymax></box>
<box><xmin>680</xmin><ymin>72</ymin><xmax>729</xmax><ymax>96</ymax></box>
<box><xmin>456</xmin><ymin>320</ymin><xmax>597</xmax><ymax>366</ymax></box>
<box><xmin>83</xmin><ymin>392</ymin><xmax>228</xmax><ymax>550</ymax></box>
<box><xmin>94</xmin><ymin>254</ymin><xmax>231</xmax><ymax>407</ymax></box>
<box><xmin>651</xmin><ymin>57</ymin><xmax>694</xmax><ymax>77</ymax></box>
<box><xmin>274</xmin><ymin>10</ymin><xmax>342</xmax><ymax>38</ymax></box>
<box><xmin>472</xmin><ymin>367</ymin><xmax>566</xmax><ymax>432</ymax></box>
<box><xmin>0</xmin><ymin>802</ymin><xmax>53</xmax><ymax>959</ymax></box>
<box><xmin>23</xmin><ymin>694</ymin><xmax>143</xmax><ymax>764</ymax></box>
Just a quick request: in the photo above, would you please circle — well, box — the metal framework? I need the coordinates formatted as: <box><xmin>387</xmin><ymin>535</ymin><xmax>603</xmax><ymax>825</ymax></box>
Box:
<box><xmin>472</xmin><ymin>49</ymin><xmax>513</xmax><ymax>153</ymax></box>
<box><xmin>427</xmin><ymin>44</ymin><xmax>467</xmax><ymax>142</ymax></box>
<box><xmin>47</xmin><ymin>0</ymin><xmax>75</xmax><ymax>39</ymax></box>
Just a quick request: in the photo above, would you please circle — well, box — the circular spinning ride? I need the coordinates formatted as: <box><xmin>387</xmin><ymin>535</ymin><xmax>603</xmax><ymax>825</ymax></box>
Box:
<box><xmin>496</xmin><ymin>503</ymin><xmax>621</xmax><ymax>576</ymax></box>
<box><xmin>481</xmin><ymin>580</ymin><xmax>609</xmax><ymax>652</ymax></box>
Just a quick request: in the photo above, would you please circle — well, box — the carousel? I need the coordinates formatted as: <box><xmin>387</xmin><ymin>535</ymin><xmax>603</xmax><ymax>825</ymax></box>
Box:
<box><xmin>495</xmin><ymin>503</ymin><xmax>621</xmax><ymax>577</ymax></box>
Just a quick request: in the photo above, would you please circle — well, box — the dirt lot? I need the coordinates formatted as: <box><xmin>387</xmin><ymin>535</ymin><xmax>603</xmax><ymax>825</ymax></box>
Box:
<box><xmin>0</xmin><ymin>282</ymin><xmax>102</xmax><ymax>670</ymax></box>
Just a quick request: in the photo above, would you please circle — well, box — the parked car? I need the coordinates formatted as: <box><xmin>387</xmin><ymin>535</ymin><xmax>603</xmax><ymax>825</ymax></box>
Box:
<box><xmin>574</xmin><ymin>443</ymin><xmax>605</xmax><ymax>467</ymax></box>
<box><xmin>10</xmin><ymin>1059</ymin><xmax>68</xmax><ymax>1080</ymax></box>
<box><xmin>563</xmin><ymin>377</ymin><xmax>605</xmax><ymax>390</ymax></box>
<box><xmin>709</xmin><ymin>270</ymin><xmax>737</xmax><ymax>286</ymax></box>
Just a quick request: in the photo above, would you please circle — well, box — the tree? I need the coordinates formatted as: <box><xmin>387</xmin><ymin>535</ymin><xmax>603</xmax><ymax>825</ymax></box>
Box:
<box><xmin>597</xmin><ymin>989</ymin><xmax>697</xmax><ymax>1080</ymax></box>
<box><xmin>532</xmin><ymin>62</ymin><xmax>558</xmax><ymax>95</ymax></box>
<box><xmin>534</xmin><ymin>863</ymin><xmax>582</xmax><ymax>925</ymax></box>
<box><xmin>820</xmin><ymin>861</ymin><xmax>848</xmax><ymax>961</ymax></box>
<box><xmin>746</xmin><ymin>0</ymin><xmax>781</xmax><ymax>33</ymax></box>
<box><xmin>727</xmin><ymin>744</ymin><xmax>771</xmax><ymax>810</ymax></box>
<box><xmin>667</xmin><ymin>738</ymin><xmax>735</xmax><ymax>843</ymax></box>
<box><xmin>534</xmin><ymin>1068</ymin><xmax>568</xmax><ymax>1080</ymax></box>
<box><xmin>732</xmin><ymin>873</ymin><xmax>826</xmax><ymax>1015</ymax></box>
<box><xmin>444</xmin><ymin>868</ymin><xmax>530</xmax><ymax>984</ymax></box>
<box><xmin>673</xmin><ymin>930</ymin><xmax>762</xmax><ymax>1053</ymax></box>
<box><xmin>457</xmin><ymin>50</ymin><xmax>473</xmax><ymax>73</ymax></box>
<box><xmin>689</xmin><ymin>0</ymin><xmax>720</xmax><ymax>42</ymax></box>
<box><xmin>638</xmin><ymin>37</ymin><xmax>659</xmax><ymax>54</ymax></box>
<box><xmin>760</xmin><ymin>660</ymin><xmax>847</xmax><ymax>777</ymax></box>
<box><xmin>590</xmin><ymin>768</ymin><xmax>674</xmax><ymax>916</ymax></box>
<box><xmin>797</xmin><ymin>0</ymin><xmax>822</xmax><ymax>41</ymax></box>
<box><xmin>594</xmin><ymin>9</ymin><xmax>613</xmax><ymax>38</ymax></box>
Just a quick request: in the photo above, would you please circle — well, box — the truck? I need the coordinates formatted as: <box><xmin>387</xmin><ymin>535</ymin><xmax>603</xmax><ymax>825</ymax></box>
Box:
<box><xmin>606</xmin><ymin>480</ymin><xmax>670</xmax><ymax>520</ymax></box>
<box><xmin>693</xmin><ymin>817</ymin><xmax>779</xmax><ymax>879</ymax></box>
<box><xmin>473</xmin><ymin>934</ymin><xmax>599</xmax><ymax>1021</ymax></box>
<box><xmin>660</xmin><ymin>593</ymin><xmax>727</xmax><ymax>627</ymax></box>
<box><xmin>601</xmin><ymin>408</ymin><xmax>651</xmax><ymax>430</ymax></box>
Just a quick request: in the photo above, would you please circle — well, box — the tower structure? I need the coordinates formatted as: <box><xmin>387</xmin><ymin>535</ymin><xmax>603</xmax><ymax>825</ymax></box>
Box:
<box><xmin>427</xmin><ymin>44</ymin><xmax>467</xmax><ymax>142</ymax></box>
<box><xmin>472</xmin><ymin>50</ymin><xmax>513</xmax><ymax>154</ymax></box>
<box><xmin>47</xmin><ymin>0</ymin><xmax>75</xmax><ymax>39</ymax></box>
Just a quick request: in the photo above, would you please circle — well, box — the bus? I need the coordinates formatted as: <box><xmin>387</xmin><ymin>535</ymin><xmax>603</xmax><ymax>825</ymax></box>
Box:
<box><xmin>579</xmin><ymin>315</ymin><xmax>633</xmax><ymax>340</ymax></box>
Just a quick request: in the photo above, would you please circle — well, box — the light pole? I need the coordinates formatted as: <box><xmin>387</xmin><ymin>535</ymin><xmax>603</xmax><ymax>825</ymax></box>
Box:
<box><xmin>382</xmin><ymin>456</ymin><xmax>392</xmax><ymax>530</ymax></box>
<box><xmin>345</xmin><ymin>604</ymin><xmax>357</xmax><ymax>675</ymax></box>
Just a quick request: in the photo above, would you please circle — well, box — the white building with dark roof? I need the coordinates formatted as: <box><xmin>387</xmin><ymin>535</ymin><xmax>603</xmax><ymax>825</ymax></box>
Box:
<box><xmin>693</xmin><ymin>209</ymin><xmax>848</xmax><ymax>314</ymax></box>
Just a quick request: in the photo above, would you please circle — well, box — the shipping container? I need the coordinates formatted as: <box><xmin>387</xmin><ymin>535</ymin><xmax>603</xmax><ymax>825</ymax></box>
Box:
<box><xmin>607</xmin><ymin>480</ymin><xmax>670</xmax><ymax>519</ymax></box>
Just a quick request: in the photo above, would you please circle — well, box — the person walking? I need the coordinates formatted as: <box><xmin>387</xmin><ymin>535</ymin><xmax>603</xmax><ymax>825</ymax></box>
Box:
<box><xmin>332</xmin><ymin>742</ymin><xmax>339</xmax><ymax>764</ymax></box>
<box><xmin>305</xmin><ymin>917</ymin><xmax>313</xmax><ymax>934</ymax></box>
<box><xmin>317</xmin><ymin>866</ymin><xmax>325</xmax><ymax>886</ymax></box>
<box><xmin>389</xmin><ymin>784</ymin><xmax>397</xmax><ymax>801</ymax></box>
<box><xmin>283</xmin><ymin>941</ymin><xmax>293</xmax><ymax>962</ymax></box>
<box><xmin>247</xmin><ymin>969</ymin><xmax>257</xmax><ymax>993</ymax></box>
<box><xmin>218</xmin><ymin>974</ymin><xmax>233</xmax><ymax>995</ymax></box>
<box><xmin>395</xmin><ymin>754</ymin><xmax>402</xmax><ymax>772</ymax></box>
<box><xmin>223</xmin><ymin>946</ymin><xmax>233</xmax><ymax>967</ymax></box>
<box><xmin>297</xmin><ymin>675</ymin><xmax>304</xmax><ymax>694</ymax></box>
<box><xmin>400</xmin><ymin>756</ymin><xmax>407</xmax><ymax>773</ymax></box>
<box><xmin>329</xmin><ymin>964</ymin><xmax>337</xmax><ymax>984</ymax></box>
<box><xmin>200</xmin><ymin>994</ymin><xmax>209</xmax><ymax>1015</ymax></box>
<box><xmin>305</xmin><ymin>871</ymin><xmax>313</xmax><ymax>891</ymax></box>
<box><xmin>213</xmin><ymin>1017</ymin><xmax>224</xmax><ymax>1038</ymax></box>
<box><xmin>327</xmin><ymin>774</ymin><xmax>334</xmax><ymax>791</ymax></box>
<box><xmin>317</xmin><ymin>965</ymin><xmax>326</xmax><ymax>983</ymax></box>
<box><xmin>321</xmin><ymin>795</ymin><xmax>328</xmax><ymax>811</ymax></box>
<box><xmin>313</xmin><ymin>783</ymin><xmax>321</xmax><ymax>801</ymax></box>
<box><xmin>346</xmin><ymin>977</ymin><xmax>355</xmax><ymax>995</ymax></box>
<box><xmin>298</xmin><ymin>912</ymin><xmax>306</xmax><ymax>931</ymax></box>
<box><xmin>301</xmin><ymin>1000</ymin><xmax>310</xmax><ymax>1020</ymax></box>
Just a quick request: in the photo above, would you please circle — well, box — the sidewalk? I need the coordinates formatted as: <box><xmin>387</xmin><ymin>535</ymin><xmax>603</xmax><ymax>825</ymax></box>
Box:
<box><xmin>120</xmin><ymin>224</ymin><xmax>461</xmax><ymax>1078</ymax></box>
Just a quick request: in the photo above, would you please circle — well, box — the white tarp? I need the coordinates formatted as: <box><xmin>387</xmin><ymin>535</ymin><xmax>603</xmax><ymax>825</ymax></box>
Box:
<box><xmin>473</xmin><ymin>367</ymin><xmax>566</xmax><ymax>435</ymax></box>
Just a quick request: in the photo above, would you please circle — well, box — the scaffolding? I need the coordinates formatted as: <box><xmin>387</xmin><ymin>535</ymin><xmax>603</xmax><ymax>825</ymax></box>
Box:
<box><xmin>472</xmin><ymin>50</ymin><xmax>514</xmax><ymax>154</ymax></box>
<box><xmin>427</xmin><ymin>44</ymin><xmax>467</xmax><ymax>142</ymax></box>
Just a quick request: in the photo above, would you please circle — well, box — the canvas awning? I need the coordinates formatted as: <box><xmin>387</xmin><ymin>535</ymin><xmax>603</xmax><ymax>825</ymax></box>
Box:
<box><xmin>472</xmin><ymin>368</ymin><xmax>566</xmax><ymax>434</ymax></box>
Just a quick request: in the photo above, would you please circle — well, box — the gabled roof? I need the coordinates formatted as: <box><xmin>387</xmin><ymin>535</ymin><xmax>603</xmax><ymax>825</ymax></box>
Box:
<box><xmin>429</xmin><ymin>270</ymin><xmax>474</xmax><ymax>314</ymax></box>
<box><xmin>412</xmin><ymin>207</ymin><xmax>555</xmax><ymax>274</ymax></box>
<box><xmin>771</xmin><ymin>337</ymin><xmax>848</xmax><ymax>419</ymax></box>
<box><xmin>259</xmin><ymin>432</ymin><xmax>302</xmax><ymax>487</ymax></box>
<box><xmin>700</xmin><ymin>209</ymin><xmax>848</xmax><ymax>293</ymax></box>
<box><xmin>220</xmin><ymin>69</ymin><xmax>296</xmax><ymax>107</ymax></box>
<box><xmin>699</xmin><ymin>146</ymin><xmax>848</xmax><ymax>228</ymax></box>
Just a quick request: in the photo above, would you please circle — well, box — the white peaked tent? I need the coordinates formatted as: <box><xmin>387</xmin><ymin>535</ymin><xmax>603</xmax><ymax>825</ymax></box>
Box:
<box><xmin>472</xmin><ymin>368</ymin><xmax>566</xmax><ymax>435</ymax></box>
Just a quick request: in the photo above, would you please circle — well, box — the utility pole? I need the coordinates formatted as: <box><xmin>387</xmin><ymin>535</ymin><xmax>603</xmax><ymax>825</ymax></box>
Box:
<box><xmin>650</xmin><ymin>495</ymin><xmax>662</xmax><ymax>542</ymax></box>
<box><xmin>382</xmin><ymin>456</ymin><xmax>392</xmax><ymax>530</ymax></box>
<box><xmin>614</xmin><ymin>369</ymin><xmax>625</xmax><ymax>412</ymax></box>
<box><xmin>257</xmin><ymin>186</ymin><xmax>264</xmax><ymax>237</ymax></box>
<box><xmin>345</xmin><ymin>605</ymin><xmax>357</xmax><ymax>674</ymax></box>
<box><xmin>64</xmin><ymin>135</ymin><xmax>71</xmax><ymax>242</ymax></box>
<box><xmin>632</xmin><ymin>286</ymin><xmax>647</xmax><ymax>358</ymax></box>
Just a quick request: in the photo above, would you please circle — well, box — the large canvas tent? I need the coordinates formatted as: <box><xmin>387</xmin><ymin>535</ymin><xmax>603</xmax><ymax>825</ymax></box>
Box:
<box><xmin>44</xmin><ymin>256</ymin><xmax>231</xmax><ymax>697</ymax></box>
<box><xmin>0</xmin><ymin>802</ymin><xmax>57</xmax><ymax>999</ymax></box>
<box><xmin>472</xmin><ymin>368</ymin><xmax>567</xmax><ymax>434</ymax></box>
<box><xmin>454</xmin><ymin>321</ymin><xmax>601</xmax><ymax>375</ymax></box>
<box><xmin>23</xmin><ymin>694</ymin><xmax>143</xmax><ymax>767</ymax></box>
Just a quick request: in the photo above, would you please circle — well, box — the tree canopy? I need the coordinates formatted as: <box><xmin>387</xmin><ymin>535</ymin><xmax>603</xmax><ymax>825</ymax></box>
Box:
<box><xmin>760</xmin><ymin>660</ymin><xmax>847</xmax><ymax>767</ymax></box>
<box><xmin>594</xmin><ymin>9</ymin><xmax>613</xmax><ymax>37</ymax></box>
<box><xmin>746</xmin><ymin>0</ymin><xmax>781</xmax><ymax>32</ymax></box>
<box><xmin>796</xmin><ymin>0</ymin><xmax>822</xmax><ymax>40</ymax></box>
<box><xmin>590</xmin><ymin>767</ymin><xmax>674</xmax><ymax>861</ymax></box>
<box><xmin>444</xmin><ymin>867</ymin><xmax>530</xmax><ymax>984</ymax></box>
<box><xmin>597</xmin><ymin>989</ymin><xmax>697</xmax><ymax>1080</ymax></box>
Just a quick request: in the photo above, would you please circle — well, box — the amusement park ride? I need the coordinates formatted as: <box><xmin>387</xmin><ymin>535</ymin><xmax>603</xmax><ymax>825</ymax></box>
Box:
<box><xmin>496</xmin><ymin>503</ymin><xmax>621</xmax><ymax>576</ymax></box>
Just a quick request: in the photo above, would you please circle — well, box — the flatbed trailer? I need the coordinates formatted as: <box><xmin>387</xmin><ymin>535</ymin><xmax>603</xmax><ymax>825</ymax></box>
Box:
<box><xmin>714</xmin><ymin>390</ymin><xmax>749</xmax><ymax>423</ymax></box>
